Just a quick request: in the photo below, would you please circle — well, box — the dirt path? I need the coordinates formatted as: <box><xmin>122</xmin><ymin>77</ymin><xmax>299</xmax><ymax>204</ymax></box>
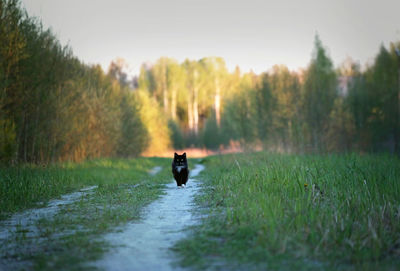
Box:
<box><xmin>0</xmin><ymin>186</ymin><xmax>98</xmax><ymax>241</ymax></box>
<box><xmin>0</xmin><ymin>185</ymin><xmax>98</xmax><ymax>270</ymax></box>
<box><xmin>91</xmin><ymin>164</ymin><xmax>205</xmax><ymax>271</ymax></box>
<box><xmin>148</xmin><ymin>166</ymin><xmax>163</xmax><ymax>176</ymax></box>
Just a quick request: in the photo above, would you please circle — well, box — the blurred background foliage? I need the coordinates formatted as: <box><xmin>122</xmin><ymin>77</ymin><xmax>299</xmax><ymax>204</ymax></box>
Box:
<box><xmin>1</xmin><ymin>0</ymin><xmax>400</xmax><ymax>164</ymax></box>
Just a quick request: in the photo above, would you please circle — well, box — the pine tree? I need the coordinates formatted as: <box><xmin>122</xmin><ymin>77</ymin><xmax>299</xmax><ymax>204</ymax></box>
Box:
<box><xmin>303</xmin><ymin>35</ymin><xmax>337</xmax><ymax>152</ymax></box>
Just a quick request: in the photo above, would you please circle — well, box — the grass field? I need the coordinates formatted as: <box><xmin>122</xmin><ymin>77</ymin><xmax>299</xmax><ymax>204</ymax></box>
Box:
<box><xmin>2</xmin><ymin>153</ymin><xmax>400</xmax><ymax>270</ymax></box>
<box><xmin>174</xmin><ymin>152</ymin><xmax>400</xmax><ymax>270</ymax></box>
<box><xmin>0</xmin><ymin>157</ymin><xmax>173</xmax><ymax>270</ymax></box>
<box><xmin>0</xmin><ymin>158</ymin><xmax>170</xmax><ymax>216</ymax></box>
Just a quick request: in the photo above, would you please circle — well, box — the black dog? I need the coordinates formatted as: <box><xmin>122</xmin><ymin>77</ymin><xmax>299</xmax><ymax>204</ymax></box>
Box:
<box><xmin>172</xmin><ymin>152</ymin><xmax>189</xmax><ymax>187</ymax></box>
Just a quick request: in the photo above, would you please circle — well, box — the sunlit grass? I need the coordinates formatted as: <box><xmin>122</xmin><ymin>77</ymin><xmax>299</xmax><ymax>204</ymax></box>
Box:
<box><xmin>0</xmin><ymin>157</ymin><xmax>170</xmax><ymax>217</ymax></box>
<box><xmin>175</xmin><ymin>152</ymin><xmax>400</xmax><ymax>270</ymax></box>
<box><xmin>0</xmin><ymin>157</ymin><xmax>175</xmax><ymax>269</ymax></box>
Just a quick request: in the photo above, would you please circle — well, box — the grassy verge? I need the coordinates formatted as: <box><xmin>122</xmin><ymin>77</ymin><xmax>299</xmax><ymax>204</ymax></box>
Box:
<box><xmin>0</xmin><ymin>158</ymin><xmax>167</xmax><ymax>217</ymax></box>
<box><xmin>0</xmin><ymin>157</ymin><xmax>173</xmax><ymax>270</ymax></box>
<box><xmin>174</xmin><ymin>152</ymin><xmax>400</xmax><ymax>270</ymax></box>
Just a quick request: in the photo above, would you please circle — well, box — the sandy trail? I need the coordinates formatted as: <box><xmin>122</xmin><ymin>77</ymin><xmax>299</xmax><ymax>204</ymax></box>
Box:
<box><xmin>92</xmin><ymin>164</ymin><xmax>205</xmax><ymax>271</ymax></box>
<box><xmin>0</xmin><ymin>165</ymin><xmax>163</xmax><ymax>241</ymax></box>
<box><xmin>148</xmin><ymin>166</ymin><xmax>163</xmax><ymax>176</ymax></box>
<box><xmin>0</xmin><ymin>185</ymin><xmax>98</xmax><ymax>270</ymax></box>
<box><xmin>0</xmin><ymin>185</ymin><xmax>98</xmax><ymax>241</ymax></box>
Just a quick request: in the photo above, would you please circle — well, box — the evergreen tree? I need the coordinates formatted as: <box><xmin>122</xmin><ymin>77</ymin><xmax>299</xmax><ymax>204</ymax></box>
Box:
<box><xmin>303</xmin><ymin>35</ymin><xmax>337</xmax><ymax>152</ymax></box>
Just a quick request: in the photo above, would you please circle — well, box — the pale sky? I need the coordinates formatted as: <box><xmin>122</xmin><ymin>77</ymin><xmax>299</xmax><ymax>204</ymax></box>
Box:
<box><xmin>21</xmin><ymin>0</ymin><xmax>400</xmax><ymax>77</ymax></box>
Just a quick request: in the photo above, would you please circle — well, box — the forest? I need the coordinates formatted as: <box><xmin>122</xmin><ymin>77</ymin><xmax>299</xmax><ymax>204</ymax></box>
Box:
<box><xmin>1</xmin><ymin>0</ymin><xmax>400</xmax><ymax>164</ymax></box>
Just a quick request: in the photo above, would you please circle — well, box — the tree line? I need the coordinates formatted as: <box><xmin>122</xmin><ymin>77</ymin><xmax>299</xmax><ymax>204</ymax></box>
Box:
<box><xmin>138</xmin><ymin>37</ymin><xmax>400</xmax><ymax>154</ymax></box>
<box><xmin>0</xmin><ymin>0</ymin><xmax>168</xmax><ymax>164</ymax></box>
<box><xmin>1</xmin><ymin>0</ymin><xmax>400</xmax><ymax>165</ymax></box>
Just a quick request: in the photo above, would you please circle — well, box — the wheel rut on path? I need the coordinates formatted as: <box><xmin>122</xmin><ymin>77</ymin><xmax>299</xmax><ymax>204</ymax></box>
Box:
<box><xmin>92</xmin><ymin>164</ymin><xmax>205</xmax><ymax>271</ymax></box>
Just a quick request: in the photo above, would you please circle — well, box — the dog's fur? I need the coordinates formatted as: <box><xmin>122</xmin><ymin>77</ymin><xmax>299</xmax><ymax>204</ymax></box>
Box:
<box><xmin>172</xmin><ymin>152</ymin><xmax>189</xmax><ymax>187</ymax></box>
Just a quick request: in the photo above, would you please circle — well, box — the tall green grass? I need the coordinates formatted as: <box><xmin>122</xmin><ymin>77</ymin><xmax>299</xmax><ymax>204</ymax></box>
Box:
<box><xmin>1</xmin><ymin>157</ymin><xmax>175</xmax><ymax>269</ymax></box>
<box><xmin>175</xmin><ymin>153</ymin><xmax>400</xmax><ymax>270</ymax></box>
<box><xmin>0</xmin><ymin>157</ymin><xmax>170</xmax><ymax>217</ymax></box>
